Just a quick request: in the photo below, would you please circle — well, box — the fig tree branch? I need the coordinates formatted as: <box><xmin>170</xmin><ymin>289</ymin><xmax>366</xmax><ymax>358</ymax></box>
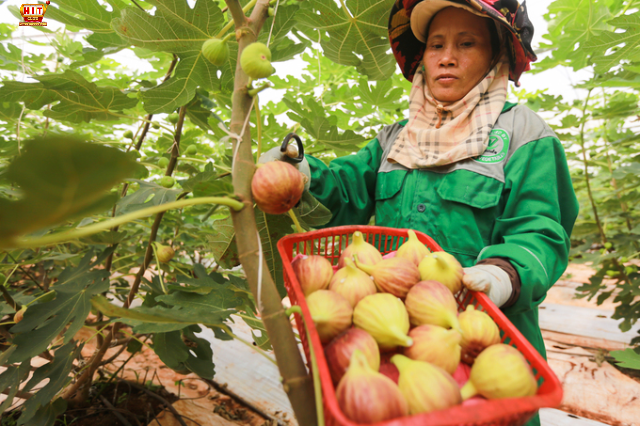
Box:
<box><xmin>4</xmin><ymin>197</ymin><xmax>243</xmax><ymax>249</ymax></box>
<box><xmin>124</xmin><ymin>104</ymin><xmax>187</xmax><ymax>308</ymax></box>
<box><xmin>225</xmin><ymin>0</ymin><xmax>318</xmax><ymax>423</ymax></box>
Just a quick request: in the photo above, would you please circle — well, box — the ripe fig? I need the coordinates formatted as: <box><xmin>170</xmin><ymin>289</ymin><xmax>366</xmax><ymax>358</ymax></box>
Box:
<box><xmin>324</xmin><ymin>328</ymin><xmax>380</xmax><ymax>385</ymax></box>
<box><xmin>291</xmin><ymin>254</ymin><xmax>333</xmax><ymax>296</ymax></box>
<box><xmin>336</xmin><ymin>350</ymin><xmax>408</xmax><ymax>423</ymax></box>
<box><xmin>458</xmin><ymin>305</ymin><xmax>501</xmax><ymax>364</ymax></box>
<box><xmin>14</xmin><ymin>306</ymin><xmax>26</xmax><ymax>323</ymax></box>
<box><xmin>338</xmin><ymin>231</ymin><xmax>382</xmax><ymax>268</ymax></box>
<box><xmin>155</xmin><ymin>243</ymin><xmax>175</xmax><ymax>263</ymax></box>
<box><xmin>355</xmin><ymin>256</ymin><xmax>420</xmax><ymax>298</ymax></box>
<box><xmin>251</xmin><ymin>161</ymin><xmax>305</xmax><ymax>215</ymax></box>
<box><xmin>405</xmin><ymin>280</ymin><xmax>461</xmax><ymax>332</ymax></box>
<box><xmin>391</xmin><ymin>354</ymin><xmax>462</xmax><ymax>415</ymax></box>
<box><xmin>418</xmin><ymin>251</ymin><xmax>463</xmax><ymax>294</ymax></box>
<box><xmin>306</xmin><ymin>290</ymin><xmax>353</xmax><ymax>343</ymax></box>
<box><xmin>160</xmin><ymin>176</ymin><xmax>175</xmax><ymax>188</ymax></box>
<box><xmin>353</xmin><ymin>293</ymin><xmax>412</xmax><ymax>351</ymax></box>
<box><xmin>123</xmin><ymin>130</ymin><xmax>134</xmax><ymax>139</ymax></box>
<box><xmin>201</xmin><ymin>37</ymin><xmax>230</xmax><ymax>66</ymax></box>
<box><xmin>185</xmin><ymin>145</ymin><xmax>198</xmax><ymax>155</ymax></box>
<box><xmin>461</xmin><ymin>344</ymin><xmax>537</xmax><ymax>400</ymax></box>
<box><xmin>158</xmin><ymin>157</ymin><xmax>169</xmax><ymax>168</ymax></box>
<box><xmin>240</xmin><ymin>42</ymin><xmax>274</xmax><ymax>79</ymax></box>
<box><xmin>404</xmin><ymin>324</ymin><xmax>461</xmax><ymax>374</ymax></box>
<box><xmin>396</xmin><ymin>230</ymin><xmax>430</xmax><ymax>266</ymax></box>
<box><xmin>329</xmin><ymin>257</ymin><xmax>376</xmax><ymax>307</ymax></box>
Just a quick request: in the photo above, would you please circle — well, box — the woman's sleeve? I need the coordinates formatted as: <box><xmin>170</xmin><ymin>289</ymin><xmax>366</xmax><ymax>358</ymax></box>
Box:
<box><xmin>477</xmin><ymin>136</ymin><xmax>579</xmax><ymax>316</ymax></box>
<box><xmin>306</xmin><ymin>139</ymin><xmax>383</xmax><ymax>228</ymax></box>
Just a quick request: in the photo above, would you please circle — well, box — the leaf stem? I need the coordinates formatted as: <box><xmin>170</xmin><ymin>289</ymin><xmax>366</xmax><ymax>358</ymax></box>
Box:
<box><xmin>219</xmin><ymin>324</ymin><xmax>277</xmax><ymax>366</ymax></box>
<box><xmin>287</xmin><ymin>209</ymin><xmax>304</xmax><ymax>233</ymax></box>
<box><xmin>5</xmin><ymin>197</ymin><xmax>244</xmax><ymax>249</ymax></box>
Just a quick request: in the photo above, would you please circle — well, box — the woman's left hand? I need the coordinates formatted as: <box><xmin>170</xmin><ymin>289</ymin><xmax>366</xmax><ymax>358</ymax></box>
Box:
<box><xmin>462</xmin><ymin>265</ymin><xmax>513</xmax><ymax>307</ymax></box>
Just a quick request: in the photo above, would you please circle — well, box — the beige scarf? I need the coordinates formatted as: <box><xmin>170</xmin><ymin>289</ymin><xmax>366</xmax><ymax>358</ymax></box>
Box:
<box><xmin>388</xmin><ymin>59</ymin><xmax>510</xmax><ymax>168</ymax></box>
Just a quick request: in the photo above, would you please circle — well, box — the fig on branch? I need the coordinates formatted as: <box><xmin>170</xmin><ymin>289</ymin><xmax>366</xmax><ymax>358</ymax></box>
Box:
<box><xmin>240</xmin><ymin>42</ymin><xmax>274</xmax><ymax>79</ymax></box>
<box><xmin>353</xmin><ymin>293</ymin><xmax>412</xmax><ymax>351</ymax></box>
<box><xmin>160</xmin><ymin>176</ymin><xmax>175</xmax><ymax>188</ymax></box>
<box><xmin>418</xmin><ymin>251</ymin><xmax>463</xmax><ymax>294</ymax></box>
<box><xmin>155</xmin><ymin>243</ymin><xmax>175</xmax><ymax>263</ymax></box>
<box><xmin>306</xmin><ymin>290</ymin><xmax>353</xmax><ymax>343</ymax></box>
<box><xmin>158</xmin><ymin>157</ymin><xmax>170</xmax><ymax>168</ymax></box>
<box><xmin>338</xmin><ymin>231</ymin><xmax>382</xmax><ymax>268</ymax></box>
<box><xmin>14</xmin><ymin>306</ymin><xmax>27</xmax><ymax>323</ymax></box>
<box><xmin>185</xmin><ymin>145</ymin><xmax>198</xmax><ymax>155</ymax></box>
<box><xmin>251</xmin><ymin>161</ymin><xmax>305</xmax><ymax>215</ymax></box>
<box><xmin>168</xmin><ymin>113</ymin><xmax>179</xmax><ymax>124</ymax></box>
<box><xmin>291</xmin><ymin>254</ymin><xmax>333</xmax><ymax>296</ymax></box>
<box><xmin>336</xmin><ymin>350</ymin><xmax>408</xmax><ymax>423</ymax></box>
<box><xmin>123</xmin><ymin>130</ymin><xmax>134</xmax><ymax>139</ymax></box>
<box><xmin>324</xmin><ymin>328</ymin><xmax>380</xmax><ymax>385</ymax></box>
<box><xmin>329</xmin><ymin>257</ymin><xmax>376</xmax><ymax>307</ymax></box>
<box><xmin>201</xmin><ymin>37</ymin><xmax>230</xmax><ymax>66</ymax></box>
<box><xmin>355</xmin><ymin>256</ymin><xmax>419</xmax><ymax>298</ymax></box>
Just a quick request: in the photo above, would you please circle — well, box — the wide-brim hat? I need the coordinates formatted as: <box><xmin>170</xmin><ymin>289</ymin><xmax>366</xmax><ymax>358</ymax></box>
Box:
<box><xmin>388</xmin><ymin>0</ymin><xmax>537</xmax><ymax>85</ymax></box>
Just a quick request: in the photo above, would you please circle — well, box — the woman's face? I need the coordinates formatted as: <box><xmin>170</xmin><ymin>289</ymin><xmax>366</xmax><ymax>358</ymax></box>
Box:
<box><xmin>423</xmin><ymin>7</ymin><xmax>494</xmax><ymax>103</ymax></box>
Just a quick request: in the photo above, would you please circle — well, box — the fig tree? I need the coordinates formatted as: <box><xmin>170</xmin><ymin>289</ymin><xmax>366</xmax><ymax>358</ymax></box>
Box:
<box><xmin>202</xmin><ymin>37</ymin><xmax>229</xmax><ymax>66</ymax></box>
<box><xmin>240</xmin><ymin>42</ymin><xmax>274</xmax><ymax>79</ymax></box>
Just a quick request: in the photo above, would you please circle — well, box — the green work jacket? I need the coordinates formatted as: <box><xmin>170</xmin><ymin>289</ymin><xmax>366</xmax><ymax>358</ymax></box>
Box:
<box><xmin>307</xmin><ymin>103</ymin><xmax>578</xmax><ymax>422</ymax></box>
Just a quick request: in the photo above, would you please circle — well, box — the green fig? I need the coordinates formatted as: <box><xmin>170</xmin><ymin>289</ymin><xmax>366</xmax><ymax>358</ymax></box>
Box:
<box><xmin>202</xmin><ymin>37</ymin><xmax>230</xmax><ymax>66</ymax></box>
<box><xmin>185</xmin><ymin>145</ymin><xmax>198</xmax><ymax>155</ymax></box>
<box><xmin>168</xmin><ymin>113</ymin><xmax>179</xmax><ymax>124</ymax></box>
<box><xmin>160</xmin><ymin>176</ymin><xmax>175</xmax><ymax>188</ymax></box>
<box><xmin>123</xmin><ymin>130</ymin><xmax>134</xmax><ymax>139</ymax></box>
<box><xmin>158</xmin><ymin>157</ymin><xmax>170</xmax><ymax>168</ymax></box>
<box><xmin>240</xmin><ymin>42</ymin><xmax>274</xmax><ymax>79</ymax></box>
<box><xmin>155</xmin><ymin>243</ymin><xmax>175</xmax><ymax>263</ymax></box>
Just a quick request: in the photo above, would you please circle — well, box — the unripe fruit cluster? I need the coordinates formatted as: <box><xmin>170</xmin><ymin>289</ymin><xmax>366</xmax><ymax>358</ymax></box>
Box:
<box><xmin>291</xmin><ymin>229</ymin><xmax>537</xmax><ymax>423</ymax></box>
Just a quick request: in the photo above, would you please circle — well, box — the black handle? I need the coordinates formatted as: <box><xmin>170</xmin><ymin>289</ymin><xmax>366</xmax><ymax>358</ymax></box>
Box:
<box><xmin>280</xmin><ymin>133</ymin><xmax>304</xmax><ymax>163</ymax></box>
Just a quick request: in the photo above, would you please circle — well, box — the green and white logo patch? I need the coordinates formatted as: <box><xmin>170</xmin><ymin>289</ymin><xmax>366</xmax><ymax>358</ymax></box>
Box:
<box><xmin>475</xmin><ymin>129</ymin><xmax>510</xmax><ymax>164</ymax></box>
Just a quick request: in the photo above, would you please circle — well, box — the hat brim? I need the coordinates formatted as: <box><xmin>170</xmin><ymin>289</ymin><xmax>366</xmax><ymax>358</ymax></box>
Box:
<box><xmin>410</xmin><ymin>0</ymin><xmax>486</xmax><ymax>43</ymax></box>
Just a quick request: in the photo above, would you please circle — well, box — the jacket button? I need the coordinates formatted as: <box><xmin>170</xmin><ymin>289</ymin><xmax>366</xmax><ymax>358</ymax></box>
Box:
<box><xmin>417</xmin><ymin>203</ymin><xmax>426</xmax><ymax>212</ymax></box>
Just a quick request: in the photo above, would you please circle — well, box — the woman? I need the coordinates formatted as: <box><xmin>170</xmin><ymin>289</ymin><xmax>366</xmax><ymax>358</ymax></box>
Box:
<box><xmin>265</xmin><ymin>1</ymin><xmax>577</xmax><ymax>423</ymax></box>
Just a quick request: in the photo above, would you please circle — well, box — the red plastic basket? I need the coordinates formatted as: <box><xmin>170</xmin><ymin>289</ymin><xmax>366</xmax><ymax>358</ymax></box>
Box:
<box><xmin>277</xmin><ymin>226</ymin><xmax>563</xmax><ymax>426</ymax></box>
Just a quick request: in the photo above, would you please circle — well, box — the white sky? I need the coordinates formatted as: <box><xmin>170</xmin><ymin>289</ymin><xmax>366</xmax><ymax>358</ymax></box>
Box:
<box><xmin>0</xmin><ymin>0</ymin><xmax>589</xmax><ymax>108</ymax></box>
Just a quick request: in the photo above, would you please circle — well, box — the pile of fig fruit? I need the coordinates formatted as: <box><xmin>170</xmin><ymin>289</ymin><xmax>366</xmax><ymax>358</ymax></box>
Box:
<box><xmin>291</xmin><ymin>230</ymin><xmax>538</xmax><ymax>424</ymax></box>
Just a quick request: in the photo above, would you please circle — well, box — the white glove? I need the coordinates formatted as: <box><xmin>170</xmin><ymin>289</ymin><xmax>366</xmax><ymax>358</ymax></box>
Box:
<box><xmin>462</xmin><ymin>264</ymin><xmax>513</xmax><ymax>307</ymax></box>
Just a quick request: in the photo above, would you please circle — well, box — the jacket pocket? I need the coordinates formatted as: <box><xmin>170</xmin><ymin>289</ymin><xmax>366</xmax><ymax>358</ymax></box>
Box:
<box><xmin>435</xmin><ymin>171</ymin><xmax>503</xmax><ymax>260</ymax></box>
<box><xmin>374</xmin><ymin>170</ymin><xmax>407</xmax><ymax>229</ymax></box>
